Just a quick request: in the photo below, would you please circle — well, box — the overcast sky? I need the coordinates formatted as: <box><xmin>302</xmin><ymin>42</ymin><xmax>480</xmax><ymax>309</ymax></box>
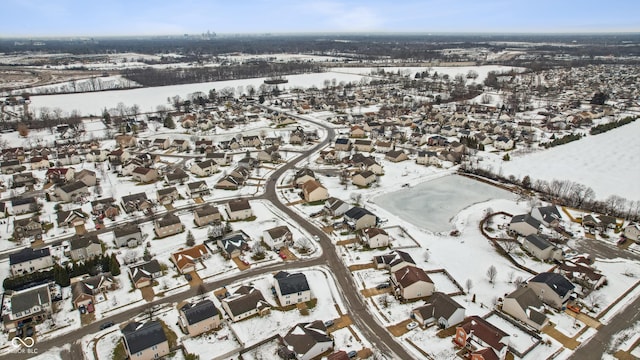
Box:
<box><xmin>3</xmin><ymin>0</ymin><xmax>639</xmax><ymax>37</ymax></box>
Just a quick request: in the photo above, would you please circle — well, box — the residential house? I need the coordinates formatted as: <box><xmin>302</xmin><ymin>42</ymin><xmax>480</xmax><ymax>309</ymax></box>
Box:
<box><xmin>108</xmin><ymin>148</ymin><xmax>131</xmax><ymax>164</ymax></box>
<box><xmin>12</xmin><ymin>172</ymin><xmax>37</xmax><ymax>188</ymax></box>
<box><xmin>392</xmin><ymin>265</ymin><xmax>435</xmax><ymax>301</ymax></box>
<box><xmin>263</xmin><ymin>225</ymin><xmax>293</xmax><ymax>251</ymax></box>
<box><xmin>526</xmin><ymin>272</ymin><xmax>575</xmax><ymax>309</ymax></box>
<box><xmin>257</xmin><ymin>146</ymin><xmax>280</xmax><ymax>163</ymax></box>
<box><xmin>71</xmin><ymin>272</ymin><xmax>115</xmax><ymax>308</ymax></box>
<box><xmin>274</xmin><ymin>271</ymin><xmax>312</xmax><ymax>306</ymax></box>
<box><xmin>522</xmin><ymin>234</ymin><xmax>563</xmax><ymax>261</ymax></box>
<box><xmin>11</xmin><ymin>196</ymin><xmax>38</xmax><ymax>215</ymax></box>
<box><xmin>0</xmin><ymin>159</ymin><xmax>23</xmax><ymax>174</ymax></box>
<box><xmin>9</xmin><ymin>247</ymin><xmax>54</xmax><ymax>276</ymax></box>
<box><xmin>190</xmin><ymin>159</ymin><xmax>218</xmax><ymax>177</ymax></box>
<box><xmin>205</xmin><ymin>152</ymin><xmax>231</xmax><ymax>166</ymax></box>
<box><xmin>385</xmin><ymin>150</ymin><xmax>408</xmax><ymax>163</ymax></box>
<box><xmin>416</xmin><ymin>150</ymin><xmax>440</xmax><ymax>166</ymax></box>
<box><xmin>129</xmin><ymin>260</ymin><xmax>163</xmax><ymax>289</ymax></box>
<box><xmin>289</xmin><ymin>128</ymin><xmax>306</xmax><ymax>145</ymax></box>
<box><xmin>178</xmin><ymin>299</ymin><xmax>221</xmax><ymax>336</ymax></box>
<box><xmin>508</xmin><ymin>215</ymin><xmax>541</xmax><ymax>237</ymax></box>
<box><xmin>75</xmin><ymin>169</ymin><xmax>97</xmax><ymax>186</ymax></box>
<box><xmin>114</xmin><ymin>134</ymin><xmax>137</xmax><ymax>148</ymax></box>
<box><xmin>375</xmin><ymin>140</ymin><xmax>393</xmax><ymax>153</ymax></box>
<box><xmin>156</xmin><ymin>187</ymin><xmax>179</xmax><ymax>205</ymax></box>
<box><xmin>624</xmin><ymin>224</ymin><xmax>640</xmax><ymax>242</ymax></box>
<box><xmin>121</xmin><ymin>321</ymin><xmax>170</xmax><ymax>360</ymax></box>
<box><xmin>283</xmin><ymin>321</ymin><xmax>333</xmax><ymax>360</ymax></box>
<box><xmin>351</xmin><ymin>170</ymin><xmax>376</xmax><ymax>187</ymax></box>
<box><xmin>85</xmin><ymin>149</ymin><xmax>109</xmax><ymax>162</ymax></box>
<box><xmin>374</xmin><ymin>250</ymin><xmax>416</xmax><ymax>273</ymax></box>
<box><xmin>153</xmin><ymin>138</ymin><xmax>171</xmax><ymax>150</ymax></box>
<box><xmin>217</xmin><ymin>232</ymin><xmax>250</xmax><ymax>258</ymax></box>
<box><xmin>0</xmin><ymin>202</ymin><xmax>6</xmax><ymax>218</ymax></box>
<box><xmin>344</xmin><ymin>207</ymin><xmax>377</xmax><ymax>230</ymax></box>
<box><xmin>350</xmin><ymin>125</ymin><xmax>366</xmax><ymax>138</ymax></box>
<box><xmin>131</xmin><ymin>167</ymin><xmax>158</xmax><ymax>183</ymax></box>
<box><xmin>301</xmin><ymin>179</ymin><xmax>329</xmax><ymax>202</ymax></box>
<box><xmin>241</xmin><ymin>135</ymin><xmax>262</xmax><ymax>148</ymax></box>
<box><xmin>494</xmin><ymin>136</ymin><xmax>514</xmax><ymax>150</ymax></box>
<box><xmin>29</xmin><ymin>156</ymin><xmax>50</xmax><ymax>170</ymax></box>
<box><xmin>324</xmin><ymin>197</ymin><xmax>350</xmax><ymax>217</ymax></box>
<box><xmin>555</xmin><ymin>257</ymin><xmax>607</xmax><ymax>290</ymax></box>
<box><xmin>334</xmin><ymin>138</ymin><xmax>351</xmax><ymax>152</ymax></box>
<box><xmin>194</xmin><ymin>204</ymin><xmax>221</xmax><ymax>227</ymax></box>
<box><xmin>69</xmin><ymin>234</ymin><xmax>103</xmax><ymax>261</ymax></box>
<box><xmin>502</xmin><ymin>287</ymin><xmax>549</xmax><ymax>331</ymax></box>
<box><xmin>13</xmin><ymin>216</ymin><xmax>43</xmax><ymax>240</ymax></box>
<box><xmin>454</xmin><ymin>316</ymin><xmax>509</xmax><ymax>360</ymax></box>
<box><xmin>221</xmin><ymin>285</ymin><xmax>271</xmax><ymax>322</ymax></box>
<box><xmin>412</xmin><ymin>292</ymin><xmax>465</xmax><ymax>329</ymax></box>
<box><xmin>187</xmin><ymin>180</ymin><xmax>210</xmax><ymax>198</ymax></box>
<box><xmin>172</xmin><ymin>139</ymin><xmax>189</xmax><ymax>152</ymax></box>
<box><xmin>359</xmin><ymin>227</ymin><xmax>390</xmax><ymax>248</ymax></box>
<box><xmin>225</xmin><ymin>199</ymin><xmax>253</xmax><ymax>220</ymax></box>
<box><xmin>293</xmin><ymin>168</ymin><xmax>316</xmax><ymax>187</ymax></box>
<box><xmin>164</xmin><ymin>168</ymin><xmax>189</xmax><ymax>185</ymax></box>
<box><xmin>55</xmin><ymin>180</ymin><xmax>88</xmax><ymax>202</ymax></box>
<box><xmin>4</xmin><ymin>284</ymin><xmax>52</xmax><ymax>331</ymax></box>
<box><xmin>122</xmin><ymin>192</ymin><xmax>152</xmax><ymax>213</ymax></box>
<box><xmin>171</xmin><ymin>244</ymin><xmax>210</xmax><ymax>274</ymax></box>
<box><xmin>531</xmin><ymin>206</ymin><xmax>562</xmax><ymax>227</ymax></box>
<box><xmin>56</xmin><ymin>208</ymin><xmax>87</xmax><ymax>228</ymax></box>
<box><xmin>91</xmin><ymin>197</ymin><xmax>119</xmax><ymax>219</ymax></box>
<box><xmin>353</xmin><ymin>139</ymin><xmax>373</xmax><ymax>152</ymax></box>
<box><xmin>154</xmin><ymin>214</ymin><xmax>183</xmax><ymax>238</ymax></box>
<box><xmin>114</xmin><ymin>224</ymin><xmax>143</xmax><ymax>248</ymax></box>
<box><xmin>46</xmin><ymin>167</ymin><xmax>75</xmax><ymax>184</ymax></box>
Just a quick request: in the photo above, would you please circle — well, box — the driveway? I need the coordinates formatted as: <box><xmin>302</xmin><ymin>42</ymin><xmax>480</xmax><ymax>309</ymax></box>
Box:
<box><xmin>140</xmin><ymin>286</ymin><xmax>155</xmax><ymax>302</ymax></box>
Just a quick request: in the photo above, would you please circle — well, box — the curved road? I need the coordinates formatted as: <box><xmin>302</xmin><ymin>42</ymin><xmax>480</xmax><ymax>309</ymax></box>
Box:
<box><xmin>4</xmin><ymin>110</ymin><xmax>413</xmax><ymax>359</ymax></box>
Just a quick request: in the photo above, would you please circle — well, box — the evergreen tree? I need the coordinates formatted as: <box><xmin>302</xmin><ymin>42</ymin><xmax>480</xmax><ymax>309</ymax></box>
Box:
<box><xmin>109</xmin><ymin>254</ymin><xmax>121</xmax><ymax>276</ymax></box>
<box><xmin>164</xmin><ymin>114</ymin><xmax>176</xmax><ymax>129</ymax></box>
<box><xmin>186</xmin><ymin>230</ymin><xmax>195</xmax><ymax>247</ymax></box>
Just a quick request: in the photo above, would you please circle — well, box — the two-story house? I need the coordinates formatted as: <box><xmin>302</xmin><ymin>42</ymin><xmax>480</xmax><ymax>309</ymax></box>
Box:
<box><xmin>273</xmin><ymin>271</ymin><xmax>312</xmax><ymax>306</ymax></box>
<box><xmin>9</xmin><ymin>247</ymin><xmax>54</xmax><ymax>276</ymax></box>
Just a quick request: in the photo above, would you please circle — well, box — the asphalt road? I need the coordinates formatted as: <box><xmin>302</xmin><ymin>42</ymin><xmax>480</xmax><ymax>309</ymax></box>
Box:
<box><xmin>569</xmin><ymin>294</ymin><xmax>640</xmax><ymax>360</ymax></box>
<box><xmin>3</xmin><ymin>110</ymin><xmax>412</xmax><ymax>360</ymax></box>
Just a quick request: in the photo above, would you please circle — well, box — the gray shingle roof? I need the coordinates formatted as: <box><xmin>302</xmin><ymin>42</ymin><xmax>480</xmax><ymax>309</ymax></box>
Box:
<box><xmin>275</xmin><ymin>272</ymin><xmax>310</xmax><ymax>295</ymax></box>
<box><xmin>9</xmin><ymin>247</ymin><xmax>51</xmax><ymax>265</ymax></box>
<box><xmin>525</xmin><ymin>234</ymin><xmax>553</xmax><ymax>250</ymax></box>
<box><xmin>181</xmin><ymin>299</ymin><xmax>219</xmax><ymax>325</ymax></box>
<box><xmin>123</xmin><ymin>321</ymin><xmax>167</xmax><ymax>354</ymax></box>
<box><xmin>11</xmin><ymin>284</ymin><xmax>51</xmax><ymax>314</ymax></box>
<box><xmin>529</xmin><ymin>272</ymin><xmax>575</xmax><ymax>297</ymax></box>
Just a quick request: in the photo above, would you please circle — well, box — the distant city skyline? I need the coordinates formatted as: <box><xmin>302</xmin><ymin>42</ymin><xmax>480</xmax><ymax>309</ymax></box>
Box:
<box><xmin>3</xmin><ymin>0</ymin><xmax>639</xmax><ymax>37</ymax></box>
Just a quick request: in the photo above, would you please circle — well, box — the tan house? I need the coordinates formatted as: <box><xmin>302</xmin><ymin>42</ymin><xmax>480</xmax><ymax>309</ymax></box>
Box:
<box><xmin>353</xmin><ymin>139</ymin><xmax>373</xmax><ymax>152</ymax></box>
<box><xmin>129</xmin><ymin>260</ymin><xmax>162</xmax><ymax>288</ymax></box>
<box><xmin>55</xmin><ymin>180</ymin><xmax>88</xmax><ymax>202</ymax></box>
<box><xmin>75</xmin><ymin>169</ymin><xmax>97</xmax><ymax>186</ymax></box>
<box><xmin>526</xmin><ymin>272</ymin><xmax>575</xmax><ymax>309</ymax></box>
<box><xmin>351</xmin><ymin>170</ymin><xmax>376</xmax><ymax>187</ymax></box>
<box><xmin>154</xmin><ymin>214</ymin><xmax>184</xmax><ymax>238</ymax></box>
<box><xmin>190</xmin><ymin>159</ymin><xmax>218</xmax><ymax>177</ymax></box>
<box><xmin>187</xmin><ymin>180</ymin><xmax>210</xmax><ymax>198</ymax></box>
<box><xmin>194</xmin><ymin>204</ymin><xmax>221</xmax><ymax>227</ymax></box>
<box><xmin>502</xmin><ymin>287</ymin><xmax>549</xmax><ymax>331</ymax></box>
<box><xmin>226</xmin><ymin>199</ymin><xmax>253</xmax><ymax>220</ymax></box>
<box><xmin>10</xmin><ymin>247</ymin><xmax>54</xmax><ymax>276</ymax></box>
<box><xmin>263</xmin><ymin>225</ymin><xmax>293</xmax><ymax>250</ymax></box>
<box><xmin>206</xmin><ymin>152</ymin><xmax>231</xmax><ymax>166</ymax></box>
<box><xmin>293</xmin><ymin>168</ymin><xmax>316</xmax><ymax>187</ymax></box>
<box><xmin>131</xmin><ymin>167</ymin><xmax>158</xmax><ymax>183</ymax></box>
<box><xmin>29</xmin><ymin>156</ymin><xmax>50</xmax><ymax>170</ymax></box>
<box><xmin>359</xmin><ymin>227</ymin><xmax>390</xmax><ymax>248</ymax></box>
<box><xmin>350</xmin><ymin>125</ymin><xmax>366</xmax><ymax>138</ymax></box>
<box><xmin>178</xmin><ymin>299</ymin><xmax>221</xmax><ymax>336</ymax></box>
<box><xmin>385</xmin><ymin>149</ymin><xmax>409</xmax><ymax>163</ymax></box>
<box><xmin>71</xmin><ymin>272</ymin><xmax>115</xmax><ymax>308</ymax></box>
<box><xmin>156</xmin><ymin>187</ymin><xmax>179</xmax><ymax>205</ymax></box>
<box><xmin>522</xmin><ymin>234</ymin><xmax>563</xmax><ymax>261</ymax></box>
<box><xmin>122</xmin><ymin>321</ymin><xmax>169</xmax><ymax>360</ymax></box>
<box><xmin>115</xmin><ymin>134</ymin><xmax>137</xmax><ymax>148</ymax></box>
<box><xmin>153</xmin><ymin>138</ymin><xmax>171</xmax><ymax>150</ymax></box>
<box><xmin>301</xmin><ymin>180</ymin><xmax>329</xmax><ymax>202</ymax></box>
<box><xmin>69</xmin><ymin>234</ymin><xmax>103</xmax><ymax>261</ymax></box>
<box><xmin>171</xmin><ymin>244</ymin><xmax>210</xmax><ymax>274</ymax></box>
<box><xmin>344</xmin><ymin>207</ymin><xmax>377</xmax><ymax>230</ymax></box>
<box><xmin>392</xmin><ymin>265</ymin><xmax>435</xmax><ymax>301</ymax></box>
<box><xmin>221</xmin><ymin>285</ymin><xmax>271</xmax><ymax>322</ymax></box>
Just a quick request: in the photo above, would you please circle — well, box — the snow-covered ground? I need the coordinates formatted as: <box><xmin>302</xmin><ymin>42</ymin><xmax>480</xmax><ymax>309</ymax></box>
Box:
<box><xmin>485</xmin><ymin>119</ymin><xmax>640</xmax><ymax>202</ymax></box>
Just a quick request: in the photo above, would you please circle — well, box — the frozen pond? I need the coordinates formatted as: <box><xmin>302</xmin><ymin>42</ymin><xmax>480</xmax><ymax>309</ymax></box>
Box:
<box><xmin>373</xmin><ymin>175</ymin><xmax>516</xmax><ymax>232</ymax></box>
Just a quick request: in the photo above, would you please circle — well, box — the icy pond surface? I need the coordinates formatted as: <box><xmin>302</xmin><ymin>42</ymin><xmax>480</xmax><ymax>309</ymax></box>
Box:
<box><xmin>373</xmin><ymin>175</ymin><xmax>516</xmax><ymax>232</ymax></box>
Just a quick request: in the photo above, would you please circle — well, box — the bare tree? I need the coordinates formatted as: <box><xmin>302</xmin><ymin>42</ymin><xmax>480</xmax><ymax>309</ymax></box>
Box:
<box><xmin>513</xmin><ymin>276</ymin><xmax>524</xmax><ymax>287</ymax></box>
<box><xmin>465</xmin><ymin>278</ymin><xmax>473</xmax><ymax>294</ymax></box>
<box><xmin>507</xmin><ymin>271</ymin><xmax>515</xmax><ymax>283</ymax></box>
<box><xmin>585</xmin><ymin>292</ymin><xmax>603</xmax><ymax>311</ymax></box>
<box><xmin>487</xmin><ymin>265</ymin><xmax>498</xmax><ymax>285</ymax></box>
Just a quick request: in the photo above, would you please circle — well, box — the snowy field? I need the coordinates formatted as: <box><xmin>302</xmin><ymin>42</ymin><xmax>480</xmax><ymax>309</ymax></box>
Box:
<box><xmin>492</xmin><ymin>119</ymin><xmax>640</xmax><ymax>202</ymax></box>
<box><xmin>331</xmin><ymin>65</ymin><xmax>522</xmax><ymax>83</ymax></box>
<box><xmin>374</xmin><ymin>174</ymin><xmax>517</xmax><ymax>232</ymax></box>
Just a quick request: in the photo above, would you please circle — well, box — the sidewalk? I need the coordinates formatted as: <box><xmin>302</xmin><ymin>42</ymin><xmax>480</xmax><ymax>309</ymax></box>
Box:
<box><xmin>542</xmin><ymin>323</ymin><xmax>581</xmax><ymax>350</ymax></box>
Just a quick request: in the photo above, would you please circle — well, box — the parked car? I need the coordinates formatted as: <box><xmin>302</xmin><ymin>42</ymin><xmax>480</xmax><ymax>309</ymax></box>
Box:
<box><xmin>184</xmin><ymin>273</ymin><xmax>193</xmax><ymax>281</ymax></box>
<box><xmin>376</xmin><ymin>282</ymin><xmax>391</xmax><ymax>289</ymax></box>
<box><xmin>279</xmin><ymin>253</ymin><xmax>287</xmax><ymax>260</ymax></box>
<box><xmin>25</xmin><ymin>326</ymin><xmax>34</xmax><ymax>337</ymax></box>
<box><xmin>406</xmin><ymin>321</ymin><xmax>418</xmax><ymax>330</ymax></box>
<box><xmin>347</xmin><ymin>350</ymin><xmax>357</xmax><ymax>358</ymax></box>
<box><xmin>100</xmin><ymin>321</ymin><xmax>114</xmax><ymax>330</ymax></box>
<box><xmin>313</xmin><ymin>235</ymin><xmax>320</xmax><ymax>242</ymax></box>
<box><xmin>324</xmin><ymin>319</ymin><xmax>335</xmax><ymax>327</ymax></box>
